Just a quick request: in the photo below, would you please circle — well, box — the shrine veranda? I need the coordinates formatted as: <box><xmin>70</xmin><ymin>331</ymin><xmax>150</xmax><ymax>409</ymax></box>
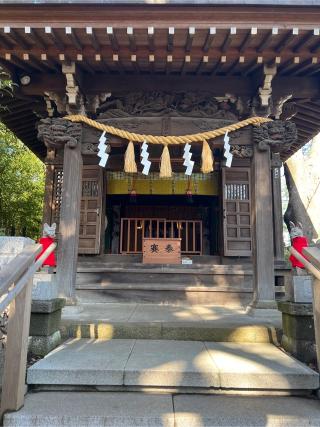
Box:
<box><xmin>1</xmin><ymin>0</ymin><xmax>320</xmax><ymax>306</ymax></box>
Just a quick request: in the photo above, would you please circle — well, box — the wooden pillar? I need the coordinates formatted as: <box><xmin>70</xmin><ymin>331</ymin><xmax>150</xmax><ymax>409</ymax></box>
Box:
<box><xmin>251</xmin><ymin>144</ymin><xmax>276</xmax><ymax>308</ymax></box>
<box><xmin>271</xmin><ymin>153</ymin><xmax>284</xmax><ymax>262</ymax></box>
<box><xmin>41</xmin><ymin>148</ymin><xmax>56</xmax><ymax>228</ymax></box>
<box><xmin>56</xmin><ymin>141</ymin><xmax>83</xmax><ymax>301</ymax></box>
<box><xmin>37</xmin><ymin>117</ymin><xmax>84</xmax><ymax>302</ymax></box>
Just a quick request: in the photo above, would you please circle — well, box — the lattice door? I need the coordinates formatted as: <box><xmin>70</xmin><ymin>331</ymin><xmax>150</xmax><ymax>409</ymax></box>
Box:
<box><xmin>79</xmin><ymin>166</ymin><xmax>103</xmax><ymax>254</ymax></box>
<box><xmin>222</xmin><ymin>167</ymin><xmax>252</xmax><ymax>257</ymax></box>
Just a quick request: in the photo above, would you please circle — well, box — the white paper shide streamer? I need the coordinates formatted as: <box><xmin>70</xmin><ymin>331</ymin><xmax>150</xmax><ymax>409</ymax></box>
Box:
<box><xmin>223</xmin><ymin>131</ymin><xmax>233</xmax><ymax>168</ymax></box>
<box><xmin>141</xmin><ymin>140</ymin><xmax>151</xmax><ymax>175</ymax></box>
<box><xmin>97</xmin><ymin>131</ymin><xmax>109</xmax><ymax>168</ymax></box>
<box><xmin>183</xmin><ymin>143</ymin><xmax>194</xmax><ymax>176</ymax></box>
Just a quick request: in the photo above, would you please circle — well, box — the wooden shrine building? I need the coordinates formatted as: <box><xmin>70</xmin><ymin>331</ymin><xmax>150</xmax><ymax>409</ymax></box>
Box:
<box><xmin>1</xmin><ymin>0</ymin><xmax>320</xmax><ymax>307</ymax></box>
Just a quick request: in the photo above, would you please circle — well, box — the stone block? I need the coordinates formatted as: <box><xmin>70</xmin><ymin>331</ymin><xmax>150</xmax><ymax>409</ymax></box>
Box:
<box><xmin>28</xmin><ymin>330</ymin><xmax>61</xmax><ymax>356</ymax></box>
<box><xmin>32</xmin><ymin>273</ymin><xmax>58</xmax><ymax>300</ymax></box>
<box><xmin>31</xmin><ymin>298</ymin><xmax>65</xmax><ymax>314</ymax></box>
<box><xmin>30</xmin><ymin>309</ymin><xmax>62</xmax><ymax>337</ymax></box>
<box><xmin>278</xmin><ymin>301</ymin><xmax>316</xmax><ymax>364</ymax></box>
<box><xmin>282</xmin><ymin>312</ymin><xmax>314</xmax><ymax>341</ymax></box>
<box><xmin>281</xmin><ymin>334</ymin><xmax>317</xmax><ymax>364</ymax></box>
<box><xmin>285</xmin><ymin>275</ymin><xmax>313</xmax><ymax>303</ymax></box>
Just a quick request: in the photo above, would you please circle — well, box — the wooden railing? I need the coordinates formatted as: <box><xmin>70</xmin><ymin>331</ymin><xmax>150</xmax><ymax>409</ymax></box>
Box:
<box><xmin>120</xmin><ymin>218</ymin><xmax>202</xmax><ymax>255</ymax></box>
<box><xmin>290</xmin><ymin>246</ymin><xmax>320</xmax><ymax>368</ymax></box>
<box><xmin>0</xmin><ymin>242</ymin><xmax>56</xmax><ymax>421</ymax></box>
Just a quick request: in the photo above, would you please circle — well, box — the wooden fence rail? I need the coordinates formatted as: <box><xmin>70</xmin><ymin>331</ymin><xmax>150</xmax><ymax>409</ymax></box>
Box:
<box><xmin>0</xmin><ymin>242</ymin><xmax>56</xmax><ymax>422</ymax></box>
<box><xmin>290</xmin><ymin>246</ymin><xmax>320</xmax><ymax>368</ymax></box>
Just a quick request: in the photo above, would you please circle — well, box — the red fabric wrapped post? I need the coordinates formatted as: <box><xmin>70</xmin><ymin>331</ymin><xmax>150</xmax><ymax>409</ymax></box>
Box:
<box><xmin>36</xmin><ymin>237</ymin><xmax>56</xmax><ymax>267</ymax></box>
<box><xmin>289</xmin><ymin>236</ymin><xmax>308</xmax><ymax>269</ymax></box>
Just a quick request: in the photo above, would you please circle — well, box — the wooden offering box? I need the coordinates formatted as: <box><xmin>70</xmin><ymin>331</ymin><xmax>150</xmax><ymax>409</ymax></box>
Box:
<box><xmin>143</xmin><ymin>238</ymin><xmax>181</xmax><ymax>264</ymax></box>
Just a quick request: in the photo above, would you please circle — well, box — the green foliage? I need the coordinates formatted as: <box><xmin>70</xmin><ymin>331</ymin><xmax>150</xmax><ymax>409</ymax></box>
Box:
<box><xmin>0</xmin><ymin>123</ymin><xmax>45</xmax><ymax>240</ymax></box>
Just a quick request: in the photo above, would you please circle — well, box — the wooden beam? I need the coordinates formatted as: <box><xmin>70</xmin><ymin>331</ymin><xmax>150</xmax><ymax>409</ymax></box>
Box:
<box><xmin>293</xmin><ymin>29</ymin><xmax>319</xmax><ymax>53</ymax></box>
<box><xmin>0</xmin><ymin>33</ymin><xmax>13</xmax><ymax>50</ymax></box>
<box><xmin>167</xmin><ymin>27</ymin><xmax>175</xmax><ymax>52</ymax></box>
<box><xmin>296</xmin><ymin>107</ymin><xmax>320</xmax><ymax>121</ymax></box>
<box><xmin>3</xmin><ymin>27</ymin><xmax>31</xmax><ymax>50</ymax></box>
<box><xmin>185</xmin><ymin>27</ymin><xmax>195</xmax><ymax>53</ymax></box>
<box><xmin>3</xmin><ymin>53</ymin><xmax>35</xmax><ymax>72</ymax></box>
<box><xmin>221</xmin><ymin>27</ymin><xmax>236</xmax><ymax>52</ymax></box>
<box><xmin>257</xmin><ymin>28</ymin><xmax>278</xmax><ymax>53</ymax></box>
<box><xmin>290</xmin><ymin>57</ymin><xmax>318</xmax><ymax>76</ymax></box>
<box><xmin>65</xmin><ymin>27</ymin><xmax>82</xmax><ymax>51</ymax></box>
<box><xmin>194</xmin><ymin>55</ymin><xmax>209</xmax><ymax>75</ymax></box>
<box><xmin>210</xmin><ymin>55</ymin><xmax>226</xmax><ymax>75</ymax></box>
<box><xmin>225</xmin><ymin>56</ymin><xmax>245</xmax><ymax>76</ymax></box>
<box><xmin>275</xmin><ymin>28</ymin><xmax>299</xmax><ymax>53</ymax></box>
<box><xmin>203</xmin><ymin>27</ymin><xmax>216</xmax><ymax>53</ymax></box>
<box><xmin>24</xmin><ymin>27</ymin><xmax>46</xmax><ymax>49</ymax></box>
<box><xmin>295</xmin><ymin>112</ymin><xmax>319</xmax><ymax>126</ymax></box>
<box><xmin>242</xmin><ymin>56</ymin><xmax>263</xmax><ymax>76</ymax></box>
<box><xmin>130</xmin><ymin>54</ymin><xmax>139</xmax><ymax>73</ymax></box>
<box><xmin>111</xmin><ymin>53</ymin><xmax>124</xmax><ymax>74</ymax></box>
<box><xmin>148</xmin><ymin>27</ymin><xmax>155</xmax><ymax>52</ymax></box>
<box><xmin>94</xmin><ymin>53</ymin><xmax>110</xmax><ymax>72</ymax></box>
<box><xmin>239</xmin><ymin>27</ymin><xmax>257</xmax><ymax>53</ymax></box>
<box><xmin>166</xmin><ymin>54</ymin><xmax>173</xmax><ymax>75</ymax></box>
<box><xmin>180</xmin><ymin>55</ymin><xmax>191</xmax><ymax>75</ymax></box>
<box><xmin>76</xmin><ymin>53</ymin><xmax>95</xmax><ymax>75</ymax></box>
<box><xmin>44</xmin><ymin>27</ymin><xmax>64</xmax><ymax>51</ymax></box>
<box><xmin>22</xmin><ymin>52</ymin><xmax>49</xmax><ymax>73</ymax></box>
<box><xmin>127</xmin><ymin>27</ymin><xmax>136</xmax><ymax>52</ymax></box>
<box><xmin>278</xmin><ymin>56</ymin><xmax>300</xmax><ymax>75</ymax></box>
<box><xmin>148</xmin><ymin>54</ymin><xmax>155</xmax><ymax>73</ymax></box>
<box><xmin>86</xmin><ymin>27</ymin><xmax>100</xmax><ymax>51</ymax></box>
<box><xmin>106</xmin><ymin>27</ymin><xmax>119</xmax><ymax>51</ymax></box>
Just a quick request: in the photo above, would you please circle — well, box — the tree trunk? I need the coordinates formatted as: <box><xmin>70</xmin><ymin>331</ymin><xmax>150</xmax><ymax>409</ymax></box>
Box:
<box><xmin>284</xmin><ymin>141</ymin><xmax>320</xmax><ymax>241</ymax></box>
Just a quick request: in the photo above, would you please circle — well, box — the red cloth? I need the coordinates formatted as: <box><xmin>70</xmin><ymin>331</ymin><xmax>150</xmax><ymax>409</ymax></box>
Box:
<box><xmin>289</xmin><ymin>236</ymin><xmax>308</xmax><ymax>268</ymax></box>
<box><xmin>37</xmin><ymin>237</ymin><xmax>56</xmax><ymax>267</ymax></box>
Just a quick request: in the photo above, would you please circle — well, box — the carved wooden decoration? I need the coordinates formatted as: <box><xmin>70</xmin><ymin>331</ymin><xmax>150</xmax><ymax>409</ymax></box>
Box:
<box><xmin>38</xmin><ymin>118</ymin><xmax>82</xmax><ymax>150</ymax></box>
<box><xmin>253</xmin><ymin>120</ymin><xmax>297</xmax><ymax>152</ymax></box>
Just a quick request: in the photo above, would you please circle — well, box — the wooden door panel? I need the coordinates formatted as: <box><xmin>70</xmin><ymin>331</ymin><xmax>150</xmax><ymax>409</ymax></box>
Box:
<box><xmin>78</xmin><ymin>166</ymin><xmax>103</xmax><ymax>255</ymax></box>
<box><xmin>222</xmin><ymin>167</ymin><xmax>252</xmax><ymax>257</ymax></box>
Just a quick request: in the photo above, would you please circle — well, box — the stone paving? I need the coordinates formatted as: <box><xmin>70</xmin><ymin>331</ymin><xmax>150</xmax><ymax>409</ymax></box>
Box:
<box><xmin>27</xmin><ymin>338</ymin><xmax>318</xmax><ymax>390</ymax></box>
<box><xmin>4</xmin><ymin>392</ymin><xmax>320</xmax><ymax>427</ymax></box>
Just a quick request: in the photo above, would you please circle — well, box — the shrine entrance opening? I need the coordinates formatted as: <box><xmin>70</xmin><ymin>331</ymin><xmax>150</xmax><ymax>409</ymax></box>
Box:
<box><xmin>104</xmin><ymin>171</ymin><xmax>220</xmax><ymax>257</ymax></box>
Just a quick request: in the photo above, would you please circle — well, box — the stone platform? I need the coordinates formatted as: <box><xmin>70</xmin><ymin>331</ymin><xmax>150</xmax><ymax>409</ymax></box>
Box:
<box><xmin>27</xmin><ymin>338</ymin><xmax>318</xmax><ymax>391</ymax></box>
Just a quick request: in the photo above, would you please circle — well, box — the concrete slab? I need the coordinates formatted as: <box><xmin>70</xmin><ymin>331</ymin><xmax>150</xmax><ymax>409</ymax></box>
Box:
<box><xmin>27</xmin><ymin>338</ymin><xmax>135</xmax><ymax>385</ymax></box>
<box><xmin>3</xmin><ymin>392</ymin><xmax>174</xmax><ymax>427</ymax></box>
<box><xmin>174</xmin><ymin>394</ymin><xmax>320</xmax><ymax>427</ymax></box>
<box><xmin>124</xmin><ymin>340</ymin><xmax>220</xmax><ymax>387</ymax></box>
<box><xmin>205</xmin><ymin>342</ymin><xmax>319</xmax><ymax>390</ymax></box>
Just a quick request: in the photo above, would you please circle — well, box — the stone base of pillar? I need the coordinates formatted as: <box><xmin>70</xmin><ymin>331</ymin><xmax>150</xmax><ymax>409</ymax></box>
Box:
<box><xmin>29</xmin><ymin>298</ymin><xmax>65</xmax><ymax>357</ymax></box>
<box><xmin>277</xmin><ymin>301</ymin><xmax>316</xmax><ymax>365</ymax></box>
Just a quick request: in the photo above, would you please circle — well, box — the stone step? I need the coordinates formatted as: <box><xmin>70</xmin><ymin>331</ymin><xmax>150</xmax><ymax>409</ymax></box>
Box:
<box><xmin>27</xmin><ymin>339</ymin><xmax>319</xmax><ymax>392</ymax></box>
<box><xmin>61</xmin><ymin>321</ymin><xmax>278</xmax><ymax>343</ymax></box>
<box><xmin>4</xmin><ymin>392</ymin><xmax>320</xmax><ymax>427</ymax></box>
<box><xmin>60</xmin><ymin>303</ymin><xmax>281</xmax><ymax>343</ymax></box>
